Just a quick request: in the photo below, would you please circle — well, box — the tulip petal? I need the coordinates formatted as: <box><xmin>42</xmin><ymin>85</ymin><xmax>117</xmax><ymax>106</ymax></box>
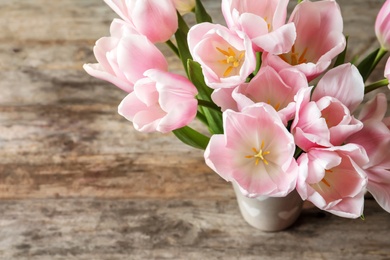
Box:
<box><xmin>252</xmin><ymin>23</ymin><xmax>296</xmax><ymax>55</ymax></box>
<box><xmin>313</xmin><ymin>64</ymin><xmax>364</xmax><ymax>112</ymax></box>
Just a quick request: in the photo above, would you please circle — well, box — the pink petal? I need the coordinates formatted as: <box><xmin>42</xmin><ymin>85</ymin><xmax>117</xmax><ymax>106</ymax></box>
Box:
<box><xmin>375</xmin><ymin>0</ymin><xmax>390</xmax><ymax>50</ymax></box>
<box><xmin>211</xmin><ymin>88</ymin><xmax>238</xmax><ymax>112</ymax></box>
<box><xmin>131</xmin><ymin>0</ymin><xmax>177</xmax><ymax>43</ymax></box>
<box><xmin>358</xmin><ymin>93</ymin><xmax>388</xmax><ymax>123</ymax></box>
<box><xmin>313</xmin><ymin>64</ymin><xmax>364</xmax><ymax>113</ymax></box>
<box><xmin>252</xmin><ymin>23</ymin><xmax>296</xmax><ymax>54</ymax></box>
<box><xmin>117</xmin><ymin>35</ymin><xmax>168</xmax><ymax>85</ymax></box>
<box><xmin>367</xmin><ymin>168</ymin><xmax>390</xmax><ymax>213</ymax></box>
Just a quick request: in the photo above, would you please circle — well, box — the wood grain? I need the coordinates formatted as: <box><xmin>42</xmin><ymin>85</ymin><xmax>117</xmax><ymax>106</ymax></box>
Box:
<box><xmin>0</xmin><ymin>198</ymin><xmax>389</xmax><ymax>260</ymax></box>
<box><xmin>0</xmin><ymin>0</ymin><xmax>390</xmax><ymax>259</ymax></box>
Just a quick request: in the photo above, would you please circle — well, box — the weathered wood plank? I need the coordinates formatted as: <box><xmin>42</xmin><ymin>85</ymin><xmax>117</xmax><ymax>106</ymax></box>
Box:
<box><xmin>0</xmin><ymin>198</ymin><xmax>389</xmax><ymax>260</ymax></box>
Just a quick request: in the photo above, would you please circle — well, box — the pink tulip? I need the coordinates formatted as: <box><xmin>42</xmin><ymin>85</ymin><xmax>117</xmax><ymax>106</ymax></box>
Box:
<box><xmin>104</xmin><ymin>0</ymin><xmax>178</xmax><ymax>43</ymax></box>
<box><xmin>83</xmin><ymin>19</ymin><xmax>168</xmax><ymax>93</ymax></box>
<box><xmin>292</xmin><ymin>88</ymin><xmax>363</xmax><ymax>151</ymax></box>
<box><xmin>297</xmin><ymin>144</ymin><xmax>368</xmax><ymax>218</ymax></box>
<box><xmin>221</xmin><ymin>0</ymin><xmax>296</xmax><ymax>54</ymax></box>
<box><xmin>347</xmin><ymin>94</ymin><xmax>390</xmax><ymax>213</ymax></box>
<box><xmin>212</xmin><ymin>66</ymin><xmax>308</xmax><ymax>124</ymax></box>
<box><xmin>204</xmin><ymin>103</ymin><xmax>298</xmax><ymax>197</ymax></box>
<box><xmin>188</xmin><ymin>23</ymin><xmax>257</xmax><ymax>89</ymax></box>
<box><xmin>234</xmin><ymin>66</ymin><xmax>308</xmax><ymax>123</ymax></box>
<box><xmin>375</xmin><ymin>0</ymin><xmax>390</xmax><ymax>50</ymax></box>
<box><xmin>385</xmin><ymin>57</ymin><xmax>390</xmax><ymax>89</ymax></box>
<box><xmin>263</xmin><ymin>0</ymin><xmax>346</xmax><ymax>81</ymax></box>
<box><xmin>84</xmin><ymin>19</ymin><xmax>168</xmax><ymax>92</ymax></box>
<box><xmin>292</xmin><ymin>64</ymin><xmax>364</xmax><ymax>151</ymax></box>
<box><xmin>311</xmin><ymin>64</ymin><xmax>364</xmax><ymax>113</ymax></box>
<box><xmin>118</xmin><ymin>69</ymin><xmax>198</xmax><ymax>133</ymax></box>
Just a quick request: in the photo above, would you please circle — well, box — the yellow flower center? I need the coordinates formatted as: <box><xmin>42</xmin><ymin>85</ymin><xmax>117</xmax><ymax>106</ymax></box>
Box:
<box><xmin>312</xmin><ymin>169</ymin><xmax>333</xmax><ymax>190</ymax></box>
<box><xmin>267</xmin><ymin>99</ymin><xmax>281</xmax><ymax>111</ymax></box>
<box><xmin>321</xmin><ymin>169</ymin><xmax>333</xmax><ymax>187</ymax></box>
<box><xmin>263</xmin><ymin>16</ymin><xmax>271</xmax><ymax>31</ymax></box>
<box><xmin>279</xmin><ymin>45</ymin><xmax>308</xmax><ymax>65</ymax></box>
<box><xmin>245</xmin><ymin>140</ymin><xmax>271</xmax><ymax>166</ymax></box>
<box><xmin>216</xmin><ymin>46</ymin><xmax>245</xmax><ymax>77</ymax></box>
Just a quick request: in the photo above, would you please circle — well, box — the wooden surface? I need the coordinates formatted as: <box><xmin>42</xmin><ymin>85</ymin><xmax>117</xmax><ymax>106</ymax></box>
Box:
<box><xmin>1</xmin><ymin>0</ymin><xmax>390</xmax><ymax>259</ymax></box>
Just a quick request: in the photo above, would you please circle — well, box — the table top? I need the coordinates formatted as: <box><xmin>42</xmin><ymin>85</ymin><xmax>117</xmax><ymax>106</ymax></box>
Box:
<box><xmin>1</xmin><ymin>0</ymin><xmax>390</xmax><ymax>259</ymax></box>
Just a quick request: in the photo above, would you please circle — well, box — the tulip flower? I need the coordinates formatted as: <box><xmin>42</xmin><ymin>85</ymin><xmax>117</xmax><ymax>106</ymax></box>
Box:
<box><xmin>292</xmin><ymin>64</ymin><xmax>364</xmax><ymax>151</ymax></box>
<box><xmin>204</xmin><ymin>103</ymin><xmax>298</xmax><ymax>197</ymax></box>
<box><xmin>311</xmin><ymin>64</ymin><xmax>364</xmax><ymax>113</ymax></box>
<box><xmin>221</xmin><ymin>0</ymin><xmax>296</xmax><ymax>54</ymax></box>
<box><xmin>263</xmin><ymin>0</ymin><xmax>346</xmax><ymax>81</ymax></box>
<box><xmin>347</xmin><ymin>94</ymin><xmax>390</xmax><ymax>213</ymax></box>
<box><xmin>188</xmin><ymin>23</ymin><xmax>257</xmax><ymax>89</ymax></box>
<box><xmin>212</xmin><ymin>66</ymin><xmax>308</xmax><ymax>124</ymax></box>
<box><xmin>104</xmin><ymin>0</ymin><xmax>178</xmax><ymax>43</ymax></box>
<box><xmin>375</xmin><ymin>0</ymin><xmax>390</xmax><ymax>50</ymax></box>
<box><xmin>118</xmin><ymin>69</ymin><xmax>198</xmax><ymax>133</ymax></box>
<box><xmin>296</xmin><ymin>144</ymin><xmax>368</xmax><ymax>218</ymax></box>
<box><xmin>233</xmin><ymin>66</ymin><xmax>308</xmax><ymax>123</ymax></box>
<box><xmin>83</xmin><ymin>19</ymin><xmax>168</xmax><ymax>93</ymax></box>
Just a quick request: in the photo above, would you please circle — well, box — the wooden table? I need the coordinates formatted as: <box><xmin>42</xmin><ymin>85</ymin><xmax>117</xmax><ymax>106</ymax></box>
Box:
<box><xmin>1</xmin><ymin>0</ymin><xmax>390</xmax><ymax>259</ymax></box>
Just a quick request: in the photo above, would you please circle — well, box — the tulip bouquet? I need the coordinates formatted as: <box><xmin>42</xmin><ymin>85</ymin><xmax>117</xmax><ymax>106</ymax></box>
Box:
<box><xmin>84</xmin><ymin>0</ymin><xmax>390</xmax><ymax>219</ymax></box>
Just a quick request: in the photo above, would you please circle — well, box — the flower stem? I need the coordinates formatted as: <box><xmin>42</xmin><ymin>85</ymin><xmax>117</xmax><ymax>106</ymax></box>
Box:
<box><xmin>373</xmin><ymin>47</ymin><xmax>388</xmax><ymax>69</ymax></box>
<box><xmin>364</xmin><ymin>78</ymin><xmax>389</xmax><ymax>94</ymax></box>
<box><xmin>294</xmin><ymin>146</ymin><xmax>303</xmax><ymax>159</ymax></box>
<box><xmin>197</xmin><ymin>99</ymin><xmax>221</xmax><ymax>112</ymax></box>
<box><xmin>254</xmin><ymin>52</ymin><xmax>262</xmax><ymax>76</ymax></box>
<box><xmin>367</xmin><ymin>47</ymin><xmax>388</xmax><ymax>81</ymax></box>
<box><xmin>166</xmin><ymin>39</ymin><xmax>180</xmax><ymax>57</ymax></box>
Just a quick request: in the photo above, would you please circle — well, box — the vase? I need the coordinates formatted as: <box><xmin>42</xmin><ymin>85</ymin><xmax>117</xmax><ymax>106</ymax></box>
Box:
<box><xmin>232</xmin><ymin>182</ymin><xmax>303</xmax><ymax>231</ymax></box>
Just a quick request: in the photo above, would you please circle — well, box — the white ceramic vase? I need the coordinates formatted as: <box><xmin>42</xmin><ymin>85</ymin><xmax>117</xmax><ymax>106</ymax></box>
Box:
<box><xmin>232</xmin><ymin>183</ymin><xmax>303</xmax><ymax>232</ymax></box>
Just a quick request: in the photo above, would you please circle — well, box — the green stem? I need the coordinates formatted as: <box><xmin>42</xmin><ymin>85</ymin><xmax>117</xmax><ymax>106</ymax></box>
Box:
<box><xmin>364</xmin><ymin>78</ymin><xmax>389</xmax><ymax>94</ymax></box>
<box><xmin>294</xmin><ymin>146</ymin><xmax>303</xmax><ymax>159</ymax></box>
<box><xmin>373</xmin><ymin>47</ymin><xmax>388</xmax><ymax>69</ymax></box>
<box><xmin>254</xmin><ymin>52</ymin><xmax>262</xmax><ymax>76</ymax></box>
<box><xmin>197</xmin><ymin>99</ymin><xmax>221</xmax><ymax>112</ymax></box>
<box><xmin>367</xmin><ymin>47</ymin><xmax>388</xmax><ymax>81</ymax></box>
<box><xmin>165</xmin><ymin>39</ymin><xmax>180</xmax><ymax>57</ymax></box>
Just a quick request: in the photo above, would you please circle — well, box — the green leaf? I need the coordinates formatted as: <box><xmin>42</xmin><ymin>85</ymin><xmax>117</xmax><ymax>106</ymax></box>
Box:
<box><xmin>175</xmin><ymin>30</ymin><xmax>192</xmax><ymax>76</ymax></box>
<box><xmin>333</xmin><ymin>36</ymin><xmax>348</xmax><ymax>68</ymax></box>
<box><xmin>187</xmin><ymin>60</ymin><xmax>212</xmax><ymax>98</ymax></box>
<box><xmin>188</xmin><ymin>60</ymin><xmax>223</xmax><ymax>134</ymax></box>
<box><xmin>196</xmin><ymin>110</ymin><xmax>208</xmax><ymax>125</ymax></box>
<box><xmin>195</xmin><ymin>0</ymin><xmax>212</xmax><ymax>23</ymax></box>
<box><xmin>175</xmin><ymin>16</ymin><xmax>192</xmax><ymax>76</ymax></box>
<box><xmin>173</xmin><ymin>126</ymin><xmax>210</xmax><ymax>150</ymax></box>
<box><xmin>357</xmin><ymin>48</ymin><xmax>380</xmax><ymax>82</ymax></box>
<box><xmin>174</xmin><ymin>12</ymin><xmax>192</xmax><ymax>76</ymax></box>
<box><xmin>177</xmin><ymin>11</ymin><xmax>189</xmax><ymax>33</ymax></box>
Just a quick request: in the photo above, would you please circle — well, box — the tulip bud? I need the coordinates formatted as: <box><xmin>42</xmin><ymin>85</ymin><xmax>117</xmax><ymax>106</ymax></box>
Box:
<box><xmin>375</xmin><ymin>0</ymin><xmax>390</xmax><ymax>50</ymax></box>
<box><xmin>104</xmin><ymin>0</ymin><xmax>178</xmax><ymax>43</ymax></box>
